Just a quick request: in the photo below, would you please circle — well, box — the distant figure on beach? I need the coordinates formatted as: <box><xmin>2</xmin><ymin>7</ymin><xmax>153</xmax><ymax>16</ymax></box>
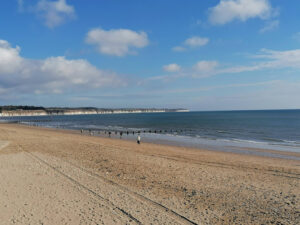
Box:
<box><xmin>80</xmin><ymin>129</ymin><xmax>83</xmax><ymax>134</ymax></box>
<box><xmin>137</xmin><ymin>134</ymin><xmax>141</xmax><ymax>144</ymax></box>
<box><xmin>108</xmin><ymin>131</ymin><xmax>111</xmax><ymax>137</ymax></box>
<box><xmin>120</xmin><ymin>132</ymin><xmax>123</xmax><ymax>139</ymax></box>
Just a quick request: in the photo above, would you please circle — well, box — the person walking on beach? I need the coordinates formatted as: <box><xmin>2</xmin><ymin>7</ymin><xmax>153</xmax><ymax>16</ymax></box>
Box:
<box><xmin>137</xmin><ymin>134</ymin><xmax>141</xmax><ymax>144</ymax></box>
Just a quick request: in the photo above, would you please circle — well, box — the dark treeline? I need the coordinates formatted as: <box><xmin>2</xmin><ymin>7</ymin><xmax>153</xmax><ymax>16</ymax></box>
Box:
<box><xmin>0</xmin><ymin>105</ymin><xmax>97</xmax><ymax>112</ymax></box>
<box><xmin>0</xmin><ymin>105</ymin><xmax>45</xmax><ymax>113</ymax></box>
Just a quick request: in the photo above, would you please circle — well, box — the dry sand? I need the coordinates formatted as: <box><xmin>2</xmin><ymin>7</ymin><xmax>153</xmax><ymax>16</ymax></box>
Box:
<box><xmin>0</xmin><ymin>124</ymin><xmax>299</xmax><ymax>225</ymax></box>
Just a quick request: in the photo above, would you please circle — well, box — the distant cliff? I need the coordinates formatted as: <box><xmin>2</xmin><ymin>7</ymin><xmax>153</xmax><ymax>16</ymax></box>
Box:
<box><xmin>0</xmin><ymin>106</ymin><xmax>189</xmax><ymax>117</ymax></box>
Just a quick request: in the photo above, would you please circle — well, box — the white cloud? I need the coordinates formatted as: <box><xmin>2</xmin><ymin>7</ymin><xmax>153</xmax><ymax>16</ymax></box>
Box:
<box><xmin>151</xmin><ymin>48</ymin><xmax>300</xmax><ymax>82</ymax></box>
<box><xmin>194</xmin><ymin>61</ymin><xmax>218</xmax><ymax>73</ymax></box>
<box><xmin>144</xmin><ymin>60</ymin><xmax>219</xmax><ymax>82</ymax></box>
<box><xmin>189</xmin><ymin>61</ymin><xmax>219</xmax><ymax>78</ymax></box>
<box><xmin>260</xmin><ymin>20</ymin><xmax>279</xmax><ymax>33</ymax></box>
<box><xmin>85</xmin><ymin>28</ymin><xmax>149</xmax><ymax>57</ymax></box>
<box><xmin>192</xmin><ymin>49</ymin><xmax>300</xmax><ymax>76</ymax></box>
<box><xmin>36</xmin><ymin>0</ymin><xmax>75</xmax><ymax>28</ymax></box>
<box><xmin>255</xmin><ymin>49</ymin><xmax>300</xmax><ymax>68</ymax></box>
<box><xmin>210</xmin><ymin>49</ymin><xmax>300</xmax><ymax>75</ymax></box>
<box><xmin>209</xmin><ymin>0</ymin><xmax>273</xmax><ymax>25</ymax></box>
<box><xmin>163</xmin><ymin>64</ymin><xmax>181</xmax><ymax>72</ymax></box>
<box><xmin>0</xmin><ymin>40</ymin><xmax>22</xmax><ymax>74</ymax></box>
<box><xmin>184</xmin><ymin>37</ymin><xmax>209</xmax><ymax>47</ymax></box>
<box><xmin>0</xmin><ymin>39</ymin><xmax>123</xmax><ymax>95</ymax></box>
<box><xmin>173</xmin><ymin>36</ymin><xmax>209</xmax><ymax>52</ymax></box>
<box><xmin>185</xmin><ymin>60</ymin><xmax>219</xmax><ymax>78</ymax></box>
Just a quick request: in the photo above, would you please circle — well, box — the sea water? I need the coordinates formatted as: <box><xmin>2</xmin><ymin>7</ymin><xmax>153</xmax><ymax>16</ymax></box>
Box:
<box><xmin>3</xmin><ymin>110</ymin><xmax>300</xmax><ymax>159</ymax></box>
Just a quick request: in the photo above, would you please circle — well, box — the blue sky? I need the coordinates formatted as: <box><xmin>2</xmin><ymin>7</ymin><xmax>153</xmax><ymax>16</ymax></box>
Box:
<box><xmin>1</xmin><ymin>0</ymin><xmax>300</xmax><ymax>110</ymax></box>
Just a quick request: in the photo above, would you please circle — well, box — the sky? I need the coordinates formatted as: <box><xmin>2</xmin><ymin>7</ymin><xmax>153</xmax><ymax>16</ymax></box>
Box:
<box><xmin>1</xmin><ymin>0</ymin><xmax>300</xmax><ymax>111</ymax></box>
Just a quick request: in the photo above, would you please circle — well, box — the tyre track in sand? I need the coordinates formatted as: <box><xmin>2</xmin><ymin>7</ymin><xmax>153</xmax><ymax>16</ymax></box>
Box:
<box><xmin>20</xmin><ymin>145</ymin><xmax>200</xmax><ymax>225</ymax></box>
<box><xmin>20</xmin><ymin>146</ymin><xmax>142</xmax><ymax>225</ymax></box>
<box><xmin>56</xmin><ymin>154</ymin><xmax>200</xmax><ymax>225</ymax></box>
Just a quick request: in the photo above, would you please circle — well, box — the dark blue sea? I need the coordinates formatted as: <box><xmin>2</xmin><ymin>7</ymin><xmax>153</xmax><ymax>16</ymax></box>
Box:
<box><xmin>2</xmin><ymin>110</ymin><xmax>300</xmax><ymax>159</ymax></box>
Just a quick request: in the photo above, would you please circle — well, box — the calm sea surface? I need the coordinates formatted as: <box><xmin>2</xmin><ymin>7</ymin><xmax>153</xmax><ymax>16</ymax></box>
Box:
<box><xmin>2</xmin><ymin>110</ymin><xmax>300</xmax><ymax>159</ymax></box>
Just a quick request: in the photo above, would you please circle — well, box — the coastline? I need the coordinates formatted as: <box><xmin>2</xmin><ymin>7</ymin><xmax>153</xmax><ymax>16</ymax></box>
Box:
<box><xmin>0</xmin><ymin>108</ymin><xmax>189</xmax><ymax>117</ymax></box>
<box><xmin>12</xmin><ymin>121</ymin><xmax>300</xmax><ymax>161</ymax></box>
<box><xmin>2</xmin><ymin>110</ymin><xmax>300</xmax><ymax>160</ymax></box>
<box><xmin>0</xmin><ymin>123</ymin><xmax>299</xmax><ymax>224</ymax></box>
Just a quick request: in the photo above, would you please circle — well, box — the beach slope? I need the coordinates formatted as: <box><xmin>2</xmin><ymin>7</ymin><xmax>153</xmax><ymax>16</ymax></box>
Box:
<box><xmin>0</xmin><ymin>124</ymin><xmax>299</xmax><ymax>224</ymax></box>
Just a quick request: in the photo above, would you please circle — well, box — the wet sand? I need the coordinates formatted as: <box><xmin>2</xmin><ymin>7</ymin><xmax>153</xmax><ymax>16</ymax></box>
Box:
<box><xmin>0</xmin><ymin>123</ymin><xmax>299</xmax><ymax>224</ymax></box>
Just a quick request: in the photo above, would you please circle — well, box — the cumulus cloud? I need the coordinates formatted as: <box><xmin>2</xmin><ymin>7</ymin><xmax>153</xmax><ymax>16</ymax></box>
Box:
<box><xmin>0</xmin><ymin>39</ymin><xmax>123</xmax><ymax>96</ymax></box>
<box><xmin>85</xmin><ymin>28</ymin><xmax>149</xmax><ymax>57</ymax></box>
<box><xmin>173</xmin><ymin>36</ymin><xmax>209</xmax><ymax>52</ymax></box>
<box><xmin>163</xmin><ymin>64</ymin><xmax>181</xmax><ymax>72</ymax></box>
<box><xmin>209</xmin><ymin>0</ymin><xmax>274</xmax><ymax>25</ymax></box>
<box><xmin>0</xmin><ymin>40</ymin><xmax>23</xmax><ymax>74</ymax></box>
<box><xmin>35</xmin><ymin>0</ymin><xmax>75</xmax><ymax>28</ymax></box>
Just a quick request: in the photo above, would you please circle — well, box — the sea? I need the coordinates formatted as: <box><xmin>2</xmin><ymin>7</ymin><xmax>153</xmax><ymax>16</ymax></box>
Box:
<box><xmin>2</xmin><ymin>110</ymin><xmax>300</xmax><ymax>160</ymax></box>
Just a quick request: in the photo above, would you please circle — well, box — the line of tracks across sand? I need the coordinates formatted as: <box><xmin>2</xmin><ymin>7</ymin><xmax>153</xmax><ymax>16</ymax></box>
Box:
<box><xmin>19</xmin><ymin>145</ymin><xmax>201</xmax><ymax>225</ymax></box>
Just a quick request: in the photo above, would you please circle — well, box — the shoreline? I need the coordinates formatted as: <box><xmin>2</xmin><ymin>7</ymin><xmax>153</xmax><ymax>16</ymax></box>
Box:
<box><xmin>0</xmin><ymin>123</ymin><xmax>299</xmax><ymax>224</ymax></box>
<box><xmin>10</xmin><ymin>122</ymin><xmax>300</xmax><ymax>161</ymax></box>
<box><xmin>2</xmin><ymin>110</ymin><xmax>300</xmax><ymax>159</ymax></box>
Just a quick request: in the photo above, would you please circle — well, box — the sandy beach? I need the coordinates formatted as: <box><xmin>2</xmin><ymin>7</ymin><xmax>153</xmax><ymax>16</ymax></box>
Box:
<box><xmin>0</xmin><ymin>123</ymin><xmax>299</xmax><ymax>224</ymax></box>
